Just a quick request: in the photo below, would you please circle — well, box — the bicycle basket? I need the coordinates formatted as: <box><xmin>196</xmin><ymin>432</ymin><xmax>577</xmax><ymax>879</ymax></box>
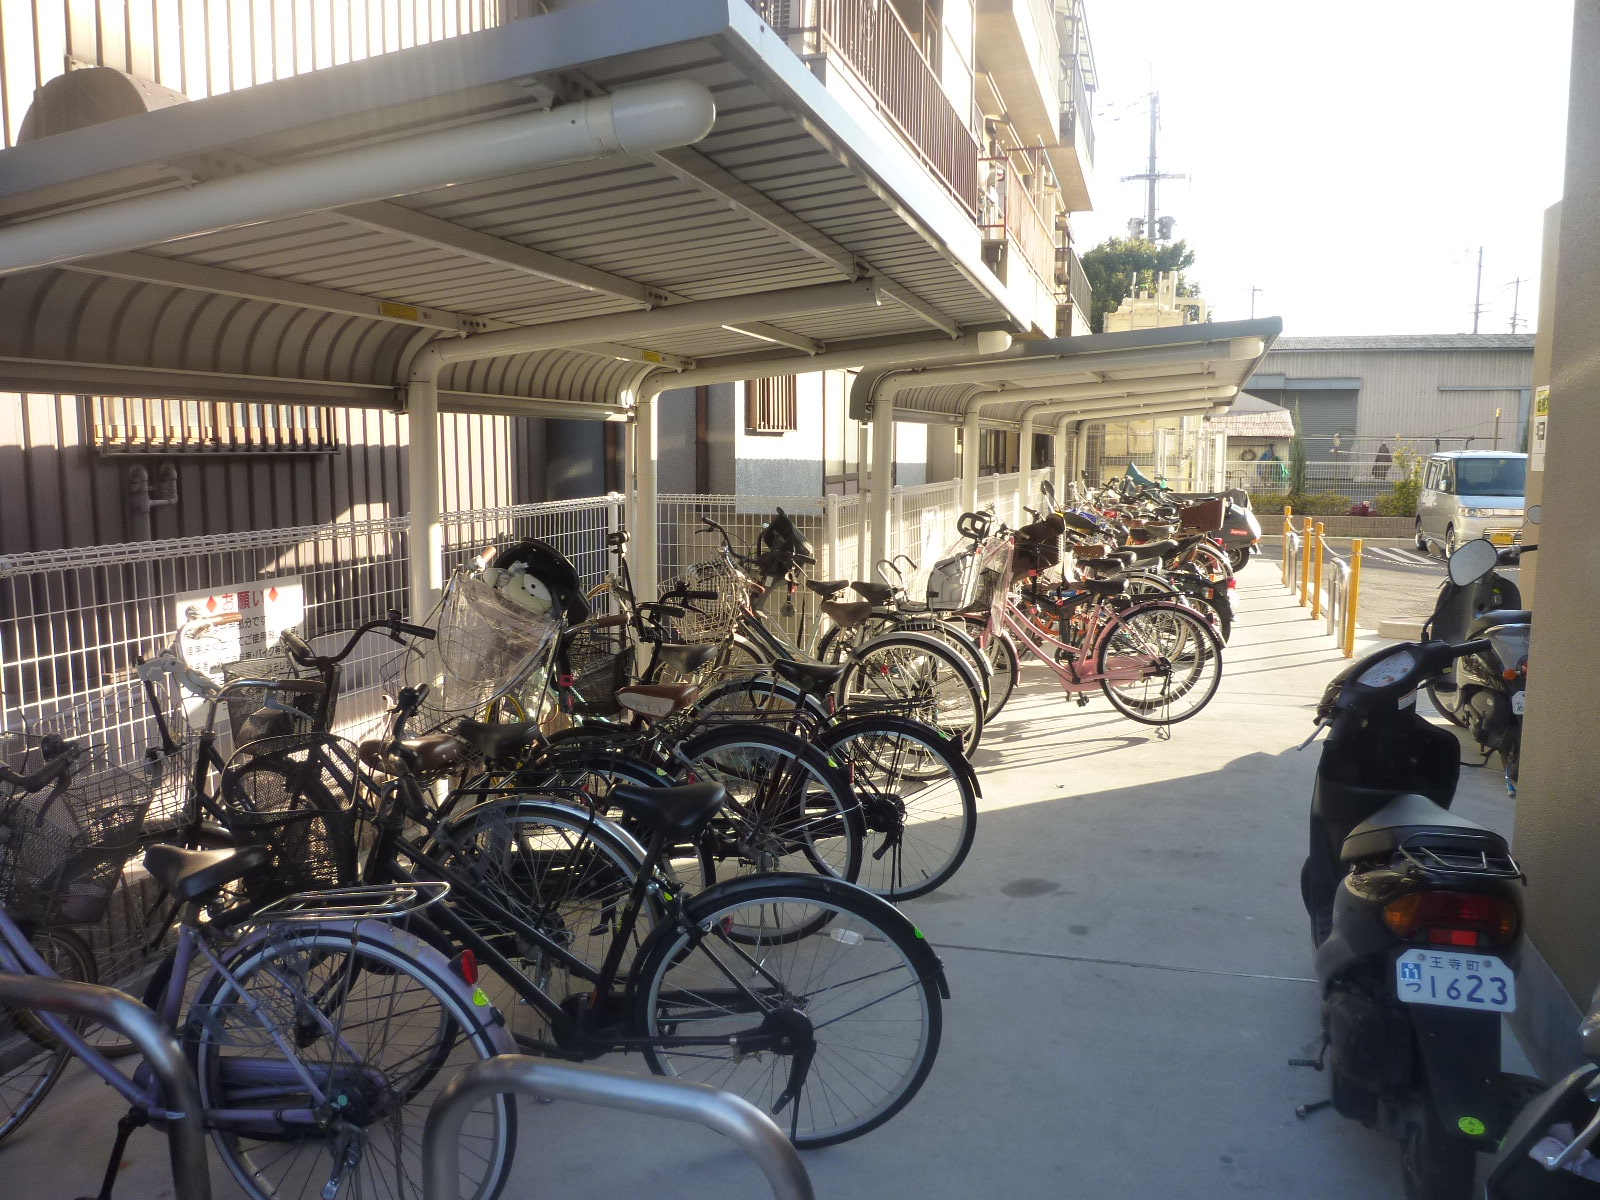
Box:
<box><xmin>558</xmin><ymin>621</ymin><xmax>630</xmax><ymax>717</ymax></box>
<box><xmin>0</xmin><ymin>735</ymin><xmax>152</xmax><ymax>926</ymax></box>
<box><xmin>220</xmin><ymin>652</ymin><xmax>324</xmax><ymax>745</ymax></box>
<box><xmin>218</xmin><ymin>732</ymin><xmax>363</xmax><ymax>906</ymax></box>
<box><xmin>660</xmin><ymin>558</ymin><xmax>748</xmax><ymax>642</ymax></box>
<box><xmin>408</xmin><ymin>569</ymin><xmax>561</xmax><ymax>722</ymax></box>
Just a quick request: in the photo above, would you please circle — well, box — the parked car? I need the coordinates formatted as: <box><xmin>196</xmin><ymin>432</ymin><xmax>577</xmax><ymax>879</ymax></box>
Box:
<box><xmin>1415</xmin><ymin>450</ymin><xmax>1528</xmax><ymax>556</ymax></box>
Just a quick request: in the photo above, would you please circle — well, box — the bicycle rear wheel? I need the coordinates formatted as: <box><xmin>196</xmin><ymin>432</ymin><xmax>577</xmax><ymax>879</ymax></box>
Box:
<box><xmin>820</xmin><ymin>717</ymin><xmax>978</xmax><ymax>899</ymax></box>
<box><xmin>0</xmin><ymin>929</ymin><xmax>89</xmax><ymax>1145</ymax></box>
<box><xmin>191</xmin><ymin>926</ymin><xmax>515</xmax><ymax>1200</ymax></box>
<box><xmin>632</xmin><ymin>874</ymin><xmax>944</xmax><ymax>1147</ymax></box>
<box><xmin>1097</xmin><ymin>603</ymin><xmax>1223</xmax><ymax>725</ymax></box>
<box><xmin>839</xmin><ymin>634</ymin><xmax>985</xmax><ymax>757</ymax></box>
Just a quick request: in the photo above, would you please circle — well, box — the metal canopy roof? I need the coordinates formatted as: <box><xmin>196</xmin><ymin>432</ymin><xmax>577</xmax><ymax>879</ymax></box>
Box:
<box><xmin>849</xmin><ymin>318</ymin><xmax>1285</xmax><ymax>427</ymax></box>
<box><xmin>0</xmin><ymin>0</ymin><xmax>1020</xmax><ymax>413</ymax></box>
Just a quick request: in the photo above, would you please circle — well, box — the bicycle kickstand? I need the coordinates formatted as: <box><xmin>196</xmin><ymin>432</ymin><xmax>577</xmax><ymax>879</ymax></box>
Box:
<box><xmin>81</xmin><ymin>1108</ymin><xmax>148</xmax><ymax>1200</ymax></box>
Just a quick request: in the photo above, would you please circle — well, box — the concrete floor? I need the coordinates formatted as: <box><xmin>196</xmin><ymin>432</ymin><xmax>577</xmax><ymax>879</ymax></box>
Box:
<box><xmin>0</xmin><ymin>572</ymin><xmax>1521</xmax><ymax>1199</ymax></box>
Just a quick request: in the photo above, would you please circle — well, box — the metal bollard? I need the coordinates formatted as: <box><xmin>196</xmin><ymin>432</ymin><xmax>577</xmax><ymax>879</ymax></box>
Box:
<box><xmin>1281</xmin><ymin>506</ymin><xmax>1293</xmax><ymax>585</ymax></box>
<box><xmin>423</xmin><ymin>1057</ymin><xmax>815</xmax><ymax>1200</ymax></box>
<box><xmin>1299</xmin><ymin>517</ymin><xmax>1313</xmax><ymax>607</ymax></box>
<box><xmin>1312</xmin><ymin>522</ymin><xmax>1325</xmax><ymax>619</ymax></box>
<box><xmin>1345</xmin><ymin>538</ymin><xmax>1363</xmax><ymax>657</ymax></box>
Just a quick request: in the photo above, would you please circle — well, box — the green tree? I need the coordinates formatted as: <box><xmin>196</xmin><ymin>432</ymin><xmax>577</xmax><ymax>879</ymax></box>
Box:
<box><xmin>1080</xmin><ymin>237</ymin><xmax>1201</xmax><ymax>332</ymax></box>
<box><xmin>1288</xmin><ymin>409</ymin><xmax>1309</xmax><ymax>496</ymax></box>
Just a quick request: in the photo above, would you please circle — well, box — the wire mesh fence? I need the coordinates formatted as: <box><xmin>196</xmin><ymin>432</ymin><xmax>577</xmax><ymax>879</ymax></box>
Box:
<box><xmin>1227</xmin><ymin>460</ymin><xmax>1404</xmax><ymax>507</ymax></box>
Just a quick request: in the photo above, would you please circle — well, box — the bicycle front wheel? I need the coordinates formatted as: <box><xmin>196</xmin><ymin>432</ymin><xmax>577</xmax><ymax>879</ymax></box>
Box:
<box><xmin>191</xmin><ymin>927</ymin><xmax>515</xmax><ymax>1200</ymax></box>
<box><xmin>632</xmin><ymin>874</ymin><xmax>944</xmax><ymax>1147</ymax></box>
<box><xmin>1096</xmin><ymin>603</ymin><xmax>1224</xmax><ymax>725</ymax></box>
<box><xmin>0</xmin><ymin>929</ymin><xmax>90</xmax><ymax>1145</ymax></box>
<box><xmin>839</xmin><ymin>634</ymin><xmax>985</xmax><ymax>756</ymax></box>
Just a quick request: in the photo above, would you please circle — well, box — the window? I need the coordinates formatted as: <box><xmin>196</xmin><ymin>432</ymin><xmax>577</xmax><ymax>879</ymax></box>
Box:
<box><xmin>90</xmin><ymin>397</ymin><xmax>339</xmax><ymax>454</ymax></box>
<box><xmin>744</xmin><ymin>376</ymin><xmax>798</xmax><ymax>435</ymax></box>
<box><xmin>978</xmin><ymin>428</ymin><xmax>1012</xmax><ymax>474</ymax></box>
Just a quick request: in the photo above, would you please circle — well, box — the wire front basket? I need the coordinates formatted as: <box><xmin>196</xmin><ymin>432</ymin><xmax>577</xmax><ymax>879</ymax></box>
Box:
<box><xmin>0</xmin><ymin>735</ymin><xmax>153</xmax><ymax>926</ymax></box>
<box><xmin>218</xmin><ymin>732</ymin><xmax>363</xmax><ymax>907</ymax></box>
<box><xmin>559</xmin><ymin>622</ymin><xmax>631</xmax><ymax>717</ymax></box>
<box><xmin>660</xmin><ymin>558</ymin><xmax>749</xmax><ymax>642</ymax></box>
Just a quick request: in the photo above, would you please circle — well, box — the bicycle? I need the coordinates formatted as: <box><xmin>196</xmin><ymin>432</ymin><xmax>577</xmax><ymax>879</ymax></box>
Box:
<box><xmin>0</xmin><ymin>732</ymin><xmax>516</xmax><ymax>1199</ymax></box>
<box><xmin>241</xmin><ymin>683</ymin><xmax>949</xmax><ymax>1147</ymax></box>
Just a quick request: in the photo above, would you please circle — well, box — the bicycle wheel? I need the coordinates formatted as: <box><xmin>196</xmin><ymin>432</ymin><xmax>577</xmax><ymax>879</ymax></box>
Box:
<box><xmin>676</xmin><ymin>726</ymin><xmax>864</xmax><ymax>890</ymax></box>
<box><xmin>946</xmin><ymin>615</ymin><xmax>1020</xmax><ymax>719</ymax></box>
<box><xmin>821</xmin><ymin>717</ymin><xmax>978</xmax><ymax>899</ymax></box>
<box><xmin>632</xmin><ymin>874</ymin><xmax>944</xmax><ymax>1147</ymax></box>
<box><xmin>426</xmin><ymin>794</ymin><xmax>654</xmax><ymax>1040</ymax></box>
<box><xmin>191</xmin><ymin>926</ymin><xmax>515</xmax><ymax>1200</ymax></box>
<box><xmin>839</xmin><ymin>634</ymin><xmax>985</xmax><ymax>757</ymax></box>
<box><xmin>1097</xmin><ymin>602</ymin><xmax>1223</xmax><ymax>725</ymax></box>
<box><xmin>0</xmin><ymin>929</ymin><xmax>91</xmax><ymax>1145</ymax></box>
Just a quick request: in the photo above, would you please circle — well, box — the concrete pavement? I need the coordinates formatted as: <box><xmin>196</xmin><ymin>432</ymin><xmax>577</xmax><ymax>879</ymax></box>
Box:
<box><xmin>0</xmin><ymin>573</ymin><xmax>1521</xmax><ymax>1198</ymax></box>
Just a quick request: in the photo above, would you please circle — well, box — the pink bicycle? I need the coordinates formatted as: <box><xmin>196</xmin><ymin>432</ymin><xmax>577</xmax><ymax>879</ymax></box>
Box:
<box><xmin>968</xmin><ymin>528</ymin><xmax>1224</xmax><ymax>726</ymax></box>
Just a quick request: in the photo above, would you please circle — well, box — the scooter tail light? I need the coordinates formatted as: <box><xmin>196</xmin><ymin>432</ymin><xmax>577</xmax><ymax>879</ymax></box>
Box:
<box><xmin>1382</xmin><ymin>891</ymin><xmax>1518</xmax><ymax>947</ymax></box>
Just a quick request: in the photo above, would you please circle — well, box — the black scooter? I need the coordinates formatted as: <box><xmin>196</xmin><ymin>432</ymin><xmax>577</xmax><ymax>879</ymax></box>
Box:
<box><xmin>1300</xmin><ymin>629</ymin><xmax>1527</xmax><ymax>1199</ymax></box>
<box><xmin>1487</xmin><ymin>983</ymin><xmax>1600</xmax><ymax>1197</ymax></box>
<box><xmin>1424</xmin><ymin>511</ymin><xmax>1539</xmax><ymax>794</ymax></box>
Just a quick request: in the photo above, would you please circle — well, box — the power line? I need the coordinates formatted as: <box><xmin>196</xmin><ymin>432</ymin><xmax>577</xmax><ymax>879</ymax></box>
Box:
<box><xmin>1119</xmin><ymin>92</ymin><xmax>1184</xmax><ymax>241</ymax></box>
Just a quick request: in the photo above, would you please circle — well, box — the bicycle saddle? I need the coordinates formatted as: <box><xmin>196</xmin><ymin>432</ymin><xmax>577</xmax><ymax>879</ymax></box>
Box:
<box><xmin>616</xmin><ymin>683</ymin><xmax>701</xmax><ymax>720</ymax></box>
<box><xmin>1074</xmin><ymin>557</ymin><xmax>1125</xmax><ymax>574</ymax></box>
<box><xmin>851</xmin><ymin>581</ymin><xmax>894</xmax><ymax>606</ymax></box>
<box><xmin>357</xmin><ymin>733</ymin><xmax>464</xmax><ymax>776</ymax></box>
<box><xmin>144</xmin><ymin>844</ymin><xmax>272</xmax><ymax>904</ymax></box>
<box><xmin>607</xmin><ymin>781</ymin><xmax>727</xmax><ymax>836</ymax></box>
<box><xmin>771</xmin><ymin>659</ymin><xmax>848</xmax><ymax>694</ymax></box>
<box><xmin>806</xmin><ymin>579</ymin><xmax>850</xmax><ymax>598</ymax></box>
<box><xmin>821</xmin><ymin>600</ymin><xmax>872</xmax><ymax>630</ymax></box>
<box><xmin>454</xmin><ymin>719</ymin><xmax>541</xmax><ymax>764</ymax></box>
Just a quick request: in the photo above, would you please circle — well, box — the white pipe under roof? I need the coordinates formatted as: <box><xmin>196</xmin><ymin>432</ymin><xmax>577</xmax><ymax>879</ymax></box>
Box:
<box><xmin>0</xmin><ymin>80</ymin><xmax>718</xmax><ymax>277</ymax></box>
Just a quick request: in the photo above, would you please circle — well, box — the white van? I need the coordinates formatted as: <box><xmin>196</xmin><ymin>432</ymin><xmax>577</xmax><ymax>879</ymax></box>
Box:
<box><xmin>1414</xmin><ymin>451</ymin><xmax>1528</xmax><ymax>555</ymax></box>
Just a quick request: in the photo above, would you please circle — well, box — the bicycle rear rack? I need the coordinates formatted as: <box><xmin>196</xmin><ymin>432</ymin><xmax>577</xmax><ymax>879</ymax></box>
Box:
<box><xmin>423</xmin><ymin>1057</ymin><xmax>815</xmax><ymax>1200</ymax></box>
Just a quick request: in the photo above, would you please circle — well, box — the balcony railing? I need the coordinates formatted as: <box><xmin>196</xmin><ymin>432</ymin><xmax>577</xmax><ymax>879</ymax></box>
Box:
<box><xmin>1059</xmin><ymin>54</ymin><xmax>1095</xmax><ymax>164</ymax></box>
<box><xmin>980</xmin><ymin>150</ymin><xmax>1057</xmax><ymax>288</ymax></box>
<box><xmin>756</xmin><ymin>0</ymin><xmax>980</xmax><ymax>215</ymax></box>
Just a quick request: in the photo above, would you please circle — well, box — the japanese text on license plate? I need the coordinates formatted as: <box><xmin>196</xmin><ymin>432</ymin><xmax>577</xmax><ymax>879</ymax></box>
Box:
<box><xmin>1396</xmin><ymin>949</ymin><xmax>1515</xmax><ymax>1012</ymax></box>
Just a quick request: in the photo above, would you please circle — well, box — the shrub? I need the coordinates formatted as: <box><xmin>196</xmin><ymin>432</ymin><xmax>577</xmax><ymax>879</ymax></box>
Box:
<box><xmin>1257</xmin><ymin>491</ymin><xmax>1355</xmax><ymax>517</ymax></box>
<box><xmin>1373</xmin><ymin>443</ymin><xmax>1424</xmax><ymax>517</ymax></box>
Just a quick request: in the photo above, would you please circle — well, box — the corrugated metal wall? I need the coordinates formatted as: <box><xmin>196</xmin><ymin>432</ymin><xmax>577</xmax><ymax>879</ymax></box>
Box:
<box><xmin>0</xmin><ymin>396</ymin><xmax>546</xmax><ymax>554</ymax></box>
<box><xmin>0</xmin><ymin>0</ymin><xmax>555</xmax><ymax>556</ymax></box>
<box><xmin>1258</xmin><ymin>346</ymin><xmax>1533</xmax><ymax>462</ymax></box>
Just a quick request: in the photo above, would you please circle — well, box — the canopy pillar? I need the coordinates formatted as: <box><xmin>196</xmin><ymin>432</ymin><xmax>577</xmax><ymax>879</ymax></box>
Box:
<box><xmin>1055</xmin><ymin>416</ymin><xmax>1078</xmax><ymax>502</ymax></box>
<box><xmin>405</xmin><ymin>374</ymin><xmax>443</xmax><ymax>619</ymax></box>
<box><xmin>1018</xmin><ymin>409</ymin><xmax>1035</xmax><ymax>521</ymax></box>
<box><xmin>869</xmin><ymin>396</ymin><xmax>896</xmax><ymax>575</ymax></box>
<box><xmin>632</xmin><ymin>391</ymin><xmax>659</xmax><ymax>602</ymax></box>
<box><xmin>961</xmin><ymin>409</ymin><xmax>982</xmax><ymax>513</ymax></box>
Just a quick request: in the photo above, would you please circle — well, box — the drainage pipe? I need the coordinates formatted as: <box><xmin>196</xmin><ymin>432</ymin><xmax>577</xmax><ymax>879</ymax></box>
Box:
<box><xmin>0</xmin><ymin>80</ymin><xmax>718</xmax><ymax>276</ymax></box>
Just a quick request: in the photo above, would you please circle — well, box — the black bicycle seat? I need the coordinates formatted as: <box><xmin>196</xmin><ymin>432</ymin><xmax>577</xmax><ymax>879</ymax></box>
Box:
<box><xmin>607</xmin><ymin>781</ymin><xmax>727</xmax><ymax>836</ymax></box>
<box><xmin>851</xmin><ymin>581</ymin><xmax>894</xmax><ymax>606</ymax></box>
<box><xmin>454</xmin><ymin>719</ymin><xmax>541</xmax><ymax>764</ymax></box>
<box><xmin>144</xmin><ymin>844</ymin><xmax>272</xmax><ymax>904</ymax></box>
<box><xmin>771</xmin><ymin>659</ymin><xmax>848</xmax><ymax>693</ymax></box>
<box><xmin>806</xmin><ymin>579</ymin><xmax>850</xmax><ymax>598</ymax></box>
<box><xmin>656</xmin><ymin>643</ymin><xmax>719</xmax><ymax>674</ymax></box>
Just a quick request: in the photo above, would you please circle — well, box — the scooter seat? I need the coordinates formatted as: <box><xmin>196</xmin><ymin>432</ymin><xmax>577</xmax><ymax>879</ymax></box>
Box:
<box><xmin>1339</xmin><ymin>793</ymin><xmax>1507</xmax><ymax>864</ymax></box>
<box><xmin>1466</xmin><ymin>609</ymin><xmax>1532</xmax><ymax>637</ymax></box>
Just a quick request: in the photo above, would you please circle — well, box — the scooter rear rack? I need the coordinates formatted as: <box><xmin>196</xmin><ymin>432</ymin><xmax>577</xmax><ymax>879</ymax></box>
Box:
<box><xmin>1397</xmin><ymin>831</ymin><xmax>1522</xmax><ymax>881</ymax></box>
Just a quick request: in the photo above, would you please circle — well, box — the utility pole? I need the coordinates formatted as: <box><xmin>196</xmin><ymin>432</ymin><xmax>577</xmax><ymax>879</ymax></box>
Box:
<box><xmin>1248</xmin><ymin>286</ymin><xmax>1264</xmax><ymax>319</ymax></box>
<box><xmin>1471</xmin><ymin>246</ymin><xmax>1484</xmax><ymax>334</ymax></box>
<box><xmin>1121</xmin><ymin>93</ymin><xmax>1184</xmax><ymax>240</ymax></box>
<box><xmin>1508</xmin><ymin>277</ymin><xmax>1528</xmax><ymax>333</ymax></box>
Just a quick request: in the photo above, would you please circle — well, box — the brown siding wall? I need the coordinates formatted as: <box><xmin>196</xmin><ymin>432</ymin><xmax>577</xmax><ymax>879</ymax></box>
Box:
<box><xmin>0</xmin><ymin>392</ymin><xmax>547</xmax><ymax>554</ymax></box>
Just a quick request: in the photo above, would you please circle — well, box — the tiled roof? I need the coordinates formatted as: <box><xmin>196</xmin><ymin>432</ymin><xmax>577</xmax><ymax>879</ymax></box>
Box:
<box><xmin>1208</xmin><ymin>409</ymin><xmax>1296</xmax><ymax>437</ymax></box>
<box><xmin>1269</xmin><ymin>334</ymin><xmax>1535</xmax><ymax>352</ymax></box>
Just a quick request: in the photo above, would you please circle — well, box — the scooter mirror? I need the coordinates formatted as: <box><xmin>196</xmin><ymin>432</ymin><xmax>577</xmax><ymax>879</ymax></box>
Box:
<box><xmin>1526</xmin><ymin>504</ymin><xmax>1541</xmax><ymax>526</ymax></box>
<box><xmin>1447</xmin><ymin>537</ymin><xmax>1499</xmax><ymax>587</ymax></box>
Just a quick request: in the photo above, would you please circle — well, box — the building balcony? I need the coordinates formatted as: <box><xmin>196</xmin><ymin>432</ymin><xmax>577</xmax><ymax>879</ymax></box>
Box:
<box><xmin>974</xmin><ymin>0</ymin><xmax>1060</xmax><ymax>145</ymax></box>
<box><xmin>1046</xmin><ymin>0</ymin><xmax>1095</xmax><ymax>212</ymax></box>
<box><xmin>751</xmin><ymin>0</ymin><xmax>981</xmax><ymax>215</ymax></box>
<box><xmin>981</xmin><ymin>149</ymin><xmax>1058</xmax><ymax>293</ymax></box>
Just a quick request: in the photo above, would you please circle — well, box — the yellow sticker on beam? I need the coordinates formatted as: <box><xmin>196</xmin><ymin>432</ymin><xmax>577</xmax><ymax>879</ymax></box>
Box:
<box><xmin>379</xmin><ymin>301</ymin><xmax>422</xmax><ymax>321</ymax></box>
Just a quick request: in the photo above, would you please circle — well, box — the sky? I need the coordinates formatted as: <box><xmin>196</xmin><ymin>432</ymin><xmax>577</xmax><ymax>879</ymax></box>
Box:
<box><xmin>1072</xmin><ymin>0</ymin><xmax>1575</xmax><ymax>335</ymax></box>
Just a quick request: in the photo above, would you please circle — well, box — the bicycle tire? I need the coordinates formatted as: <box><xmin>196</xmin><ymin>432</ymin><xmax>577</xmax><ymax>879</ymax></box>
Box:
<box><xmin>821</xmin><ymin>618</ymin><xmax>999</xmax><ymax>717</ymax></box>
<box><xmin>675</xmin><ymin>725</ymin><xmax>864</xmax><ymax>890</ymax></box>
<box><xmin>1096</xmin><ymin>602</ymin><xmax>1224</xmax><ymax>725</ymax></box>
<box><xmin>820</xmin><ymin>716</ymin><xmax>978</xmax><ymax>899</ymax></box>
<box><xmin>631</xmin><ymin>873</ymin><xmax>944</xmax><ymax>1147</ymax></box>
<box><xmin>944</xmin><ymin>614</ymin><xmax>1020</xmax><ymax>719</ymax></box>
<box><xmin>425</xmin><ymin>794</ymin><xmax>656</xmax><ymax>1040</ymax></box>
<box><xmin>0</xmin><ymin>928</ymin><xmax>92</xmax><ymax>1145</ymax></box>
<box><xmin>191</xmin><ymin>925</ymin><xmax>516</xmax><ymax>1200</ymax></box>
<box><xmin>839</xmin><ymin>633</ymin><xmax>985</xmax><ymax>757</ymax></box>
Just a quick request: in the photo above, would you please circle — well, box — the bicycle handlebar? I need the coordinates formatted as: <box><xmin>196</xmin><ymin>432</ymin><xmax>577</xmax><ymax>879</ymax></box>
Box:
<box><xmin>0</xmin><ymin>744</ymin><xmax>82</xmax><ymax>793</ymax></box>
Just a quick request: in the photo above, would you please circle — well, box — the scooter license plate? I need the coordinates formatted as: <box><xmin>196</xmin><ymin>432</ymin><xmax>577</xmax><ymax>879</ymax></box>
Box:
<box><xmin>1396</xmin><ymin>949</ymin><xmax>1516</xmax><ymax>1012</ymax></box>
<box><xmin>1511</xmin><ymin>691</ymin><xmax>1526</xmax><ymax>716</ymax></box>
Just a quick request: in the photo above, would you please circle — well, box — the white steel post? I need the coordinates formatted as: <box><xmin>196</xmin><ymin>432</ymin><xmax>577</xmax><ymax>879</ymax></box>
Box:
<box><xmin>961</xmin><ymin>410</ymin><xmax>981</xmax><ymax>513</ymax></box>
<box><xmin>823</xmin><ymin>492</ymin><xmax>840</xmax><ymax>580</ymax></box>
<box><xmin>869</xmin><ymin>398</ymin><xmax>895</xmax><ymax>577</ymax></box>
<box><xmin>633</xmin><ymin>393</ymin><xmax>659</xmax><ymax>602</ymax></box>
<box><xmin>405</xmin><ymin>375</ymin><xmax>443</xmax><ymax>620</ymax></box>
<box><xmin>1056</xmin><ymin>415</ymin><xmax>1076</xmax><ymax>502</ymax></box>
<box><xmin>1018</xmin><ymin>410</ymin><xmax>1035</xmax><ymax>519</ymax></box>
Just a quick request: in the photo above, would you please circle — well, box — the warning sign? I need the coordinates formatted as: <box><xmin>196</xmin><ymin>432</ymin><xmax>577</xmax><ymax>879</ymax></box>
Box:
<box><xmin>173</xmin><ymin>577</ymin><xmax>305</xmax><ymax>682</ymax></box>
<box><xmin>1530</xmin><ymin>385</ymin><xmax>1550</xmax><ymax>471</ymax></box>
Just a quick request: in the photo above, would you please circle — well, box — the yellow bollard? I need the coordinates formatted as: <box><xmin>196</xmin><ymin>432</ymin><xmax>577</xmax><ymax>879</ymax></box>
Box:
<box><xmin>1281</xmin><ymin>506</ymin><xmax>1293</xmax><ymax>585</ymax></box>
<box><xmin>1312</xmin><ymin>522</ymin><xmax>1325</xmax><ymax>619</ymax></box>
<box><xmin>1299</xmin><ymin>517</ymin><xmax>1313</xmax><ymax>607</ymax></box>
<box><xmin>1345</xmin><ymin>539</ymin><xmax>1363</xmax><ymax>657</ymax></box>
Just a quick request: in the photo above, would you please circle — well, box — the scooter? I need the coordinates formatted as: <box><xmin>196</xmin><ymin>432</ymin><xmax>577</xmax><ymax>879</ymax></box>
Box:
<box><xmin>1487</xmin><ymin>983</ymin><xmax>1600</xmax><ymax>1197</ymax></box>
<box><xmin>1299</xmin><ymin>616</ymin><xmax>1527</xmax><ymax>1199</ymax></box>
<box><xmin>1424</xmin><ymin>509</ymin><xmax>1539</xmax><ymax>793</ymax></box>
